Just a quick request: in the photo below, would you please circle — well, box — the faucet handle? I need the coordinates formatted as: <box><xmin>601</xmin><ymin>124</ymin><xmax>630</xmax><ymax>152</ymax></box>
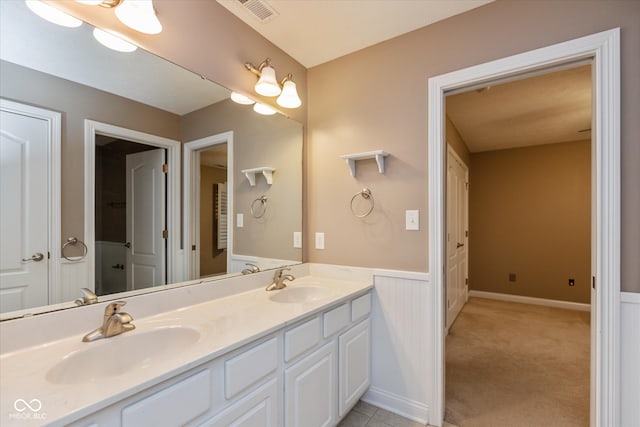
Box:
<box><xmin>105</xmin><ymin>301</ymin><xmax>127</xmax><ymax>315</ymax></box>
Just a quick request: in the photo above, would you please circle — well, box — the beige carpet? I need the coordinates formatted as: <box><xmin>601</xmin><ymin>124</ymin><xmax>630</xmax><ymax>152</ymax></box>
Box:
<box><xmin>445</xmin><ymin>297</ymin><xmax>590</xmax><ymax>427</ymax></box>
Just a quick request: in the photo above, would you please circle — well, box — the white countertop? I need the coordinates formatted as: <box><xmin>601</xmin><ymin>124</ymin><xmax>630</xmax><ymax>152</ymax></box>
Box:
<box><xmin>0</xmin><ymin>274</ymin><xmax>372</xmax><ymax>426</ymax></box>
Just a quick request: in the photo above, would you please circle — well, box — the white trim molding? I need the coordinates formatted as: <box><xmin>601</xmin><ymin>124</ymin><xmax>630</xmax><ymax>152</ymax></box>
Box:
<box><xmin>428</xmin><ymin>29</ymin><xmax>620</xmax><ymax>427</ymax></box>
<box><xmin>469</xmin><ymin>290</ymin><xmax>590</xmax><ymax>312</ymax></box>
<box><xmin>620</xmin><ymin>292</ymin><xmax>640</xmax><ymax>427</ymax></box>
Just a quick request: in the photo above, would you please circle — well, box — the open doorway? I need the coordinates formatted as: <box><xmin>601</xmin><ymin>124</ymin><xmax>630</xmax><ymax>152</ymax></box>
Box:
<box><xmin>428</xmin><ymin>29</ymin><xmax>620</xmax><ymax>427</ymax></box>
<box><xmin>94</xmin><ymin>136</ymin><xmax>168</xmax><ymax>295</ymax></box>
<box><xmin>443</xmin><ymin>64</ymin><xmax>592</xmax><ymax>426</ymax></box>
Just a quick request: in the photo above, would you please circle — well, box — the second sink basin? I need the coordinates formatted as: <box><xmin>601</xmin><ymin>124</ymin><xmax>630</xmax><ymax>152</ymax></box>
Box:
<box><xmin>269</xmin><ymin>285</ymin><xmax>335</xmax><ymax>304</ymax></box>
<box><xmin>46</xmin><ymin>326</ymin><xmax>200</xmax><ymax>385</ymax></box>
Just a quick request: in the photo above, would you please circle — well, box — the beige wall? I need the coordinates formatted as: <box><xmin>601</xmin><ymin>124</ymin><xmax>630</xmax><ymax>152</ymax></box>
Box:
<box><xmin>306</xmin><ymin>0</ymin><xmax>639</xmax><ymax>293</ymax></box>
<box><xmin>446</xmin><ymin>117</ymin><xmax>471</xmax><ymax>167</ymax></box>
<box><xmin>0</xmin><ymin>60</ymin><xmax>181</xmax><ymax>242</ymax></box>
<box><xmin>469</xmin><ymin>141</ymin><xmax>591</xmax><ymax>303</ymax></box>
<box><xmin>40</xmin><ymin>0</ymin><xmax>640</xmax><ymax>293</ymax></box>
<box><xmin>199</xmin><ymin>166</ymin><xmax>228</xmax><ymax>277</ymax></box>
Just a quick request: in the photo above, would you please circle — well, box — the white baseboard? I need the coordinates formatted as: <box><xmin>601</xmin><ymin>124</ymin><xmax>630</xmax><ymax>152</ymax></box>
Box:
<box><xmin>469</xmin><ymin>290</ymin><xmax>590</xmax><ymax>311</ymax></box>
<box><xmin>362</xmin><ymin>387</ymin><xmax>429</xmax><ymax>425</ymax></box>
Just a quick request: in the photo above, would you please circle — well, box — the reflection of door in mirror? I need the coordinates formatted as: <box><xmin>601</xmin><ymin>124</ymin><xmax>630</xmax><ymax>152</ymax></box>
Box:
<box><xmin>0</xmin><ymin>99</ymin><xmax>61</xmax><ymax>313</ymax></box>
<box><xmin>94</xmin><ymin>136</ymin><xmax>167</xmax><ymax>296</ymax></box>
<box><xmin>184</xmin><ymin>132</ymin><xmax>233</xmax><ymax>281</ymax></box>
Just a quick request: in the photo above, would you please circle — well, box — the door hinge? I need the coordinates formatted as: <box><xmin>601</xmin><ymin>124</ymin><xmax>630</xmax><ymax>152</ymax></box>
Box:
<box><xmin>592</xmin><ymin>276</ymin><xmax>596</xmax><ymax>289</ymax></box>
<box><xmin>192</xmin><ymin>245</ymin><xmax>196</xmax><ymax>251</ymax></box>
<box><xmin>48</xmin><ymin>252</ymin><xmax>51</xmax><ymax>259</ymax></box>
<box><xmin>465</xmin><ymin>278</ymin><xmax>469</xmax><ymax>285</ymax></box>
<box><xmin>466</xmin><ymin>182</ymin><xmax>469</xmax><ymax>189</ymax></box>
<box><xmin>162</xmin><ymin>229</ymin><xmax>168</xmax><ymax>239</ymax></box>
<box><xmin>162</xmin><ymin>163</ymin><xmax>169</xmax><ymax>174</ymax></box>
<box><xmin>465</xmin><ymin>230</ymin><xmax>469</xmax><ymax>238</ymax></box>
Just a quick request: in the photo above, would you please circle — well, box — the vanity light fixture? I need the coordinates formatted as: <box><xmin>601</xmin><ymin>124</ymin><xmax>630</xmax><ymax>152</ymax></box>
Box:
<box><xmin>92</xmin><ymin>28</ymin><xmax>137</xmax><ymax>52</ymax></box>
<box><xmin>277</xmin><ymin>74</ymin><xmax>302</xmax><ymax>108</ymax></box>
<box><xmin>25</xmin><ymin>0</ymin><xmax>83</xmax><ymax>28</ymax></box>
<box><xmin>75</xmin><ymin>0</ymin><xmax>162</xmax><ymax>34</ymax></box>
<box><xmin>245</xmin><ymin>58</ymin><xmax>302</xmax><ymax>109</ymax></box>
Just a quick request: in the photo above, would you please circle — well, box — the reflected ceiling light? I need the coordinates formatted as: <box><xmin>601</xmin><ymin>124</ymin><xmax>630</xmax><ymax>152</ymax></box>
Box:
<box><xmin>253</xmin><ymin>103</ymin><xmax>277</xmax><ymax>116</ymax></box>
<box><xmin>244</xmin><ymin>58</ymin><xmax>302</xmax><ymax>109</ymax></box>
<box><xmin>230</xmin><ymin>92</ymin><xmax>255</xmax><ymax>105</ymax></box>
<box><xmin>277</xmin><ymin>75</ymin><xmax>301</xmax><ymax>109</ymax></box>
<box><xmin>115</xmin><ymin>0</ymin><xmax>162</xmax><ymax>34</ymax></box>
<box><xmin>75</xmin><ymin>0</ymin><xmax>162</xmax><ymax>35</ymax></box>
<box><xmin>25</xmin><ymin>1</ymin><xmax>83</xmax><ymax>28</ymax></box>
<box><xmin>93</xmin><ymin>28</ymin><xmax>137</xmax><ymax>52</ymax></box>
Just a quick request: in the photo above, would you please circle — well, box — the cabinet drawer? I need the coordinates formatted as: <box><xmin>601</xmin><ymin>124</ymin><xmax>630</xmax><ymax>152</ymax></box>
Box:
<box><xmin>351</xmin><ymin>293</ymin><xmax>371</xmax><ymax>322</ymax></box>
<box><xmin>225</xmin><ymin>337</ymin><xmax>278</xmax><ymax>399</ymax></box>
<box><xmin>122</xmin><ymin>369</ymin><xmax>210</xmax><ymax>427</ymax></box>
<box><xmin>285</xmin><ymin>316</ymin><xmax>321</xmax><ymax>362</ymax></box>
<box><xmin>324</xmin><ymin>303</ymin><xmax>350</xmax><ymax>338</ymax></box>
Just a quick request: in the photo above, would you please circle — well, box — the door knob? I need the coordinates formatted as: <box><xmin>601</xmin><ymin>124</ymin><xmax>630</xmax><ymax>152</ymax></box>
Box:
<box><xmin>456</xmin><ymin>243</ymin><xmax>465</xmax><ymax>248</ymax></box>
<box><xmin>22</xmin><ymin>252</ymin><xmax>44</xmax><ymax>262</ymax></box>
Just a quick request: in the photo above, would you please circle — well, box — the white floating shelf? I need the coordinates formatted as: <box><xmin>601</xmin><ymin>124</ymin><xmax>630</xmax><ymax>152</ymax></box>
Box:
<box><xmin>241</xmin><ymin>167</ymin><xmax>275</xmax><ymax>186</ymax></box>
<box><xmin>339</xmin><ymin>150</ymin><xmax>389</xmax><ymax>177</ymax></box>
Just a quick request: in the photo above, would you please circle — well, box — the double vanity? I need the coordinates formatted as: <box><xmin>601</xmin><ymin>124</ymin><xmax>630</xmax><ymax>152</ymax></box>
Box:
<box><xmin>0</xmin><ymin>265</ymin><xmax>373</xmax><ymax>426</ymax></box>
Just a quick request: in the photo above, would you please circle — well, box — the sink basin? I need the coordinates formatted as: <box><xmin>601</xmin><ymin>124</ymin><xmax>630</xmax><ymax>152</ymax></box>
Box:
<box><xmin>269</xmin><ymin>285</ymin><xmax>334</xmax><ymax>303</ymax></box>
<box><xmin>46</xmin><ymin>326</ymin><xmax>200</xmax><ymax>385</ymax></box>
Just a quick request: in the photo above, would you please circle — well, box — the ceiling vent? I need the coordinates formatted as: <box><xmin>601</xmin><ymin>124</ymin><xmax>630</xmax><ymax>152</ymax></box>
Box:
<box><xmin>236</xmin><ymin>0</ymin><xmax>279</xmax><ymax>23</ymax></box>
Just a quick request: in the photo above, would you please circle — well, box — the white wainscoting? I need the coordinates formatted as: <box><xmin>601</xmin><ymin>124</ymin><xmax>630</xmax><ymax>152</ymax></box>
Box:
<box><xmin>620</xmin><ymin>292</ymin><xmax>640</xmax><ymax>427</ymax></box>
<box><xmin>363</xmin><ymin>270</ymin><xmax>432</xmax><ymax>425</ymax></box>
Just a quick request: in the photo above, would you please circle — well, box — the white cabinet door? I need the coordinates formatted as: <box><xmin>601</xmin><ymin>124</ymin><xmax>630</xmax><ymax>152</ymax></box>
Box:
<box><xmin>199</xmin><ymin>378</ymin><xmax>280</xmax><ymax>427</ymax></box>
<box><xmin>339</xmin><ymin>318</ymin><xmax>371</xmax><ymax>417</ymax></box>
<box><xmin>284</xmin><ymin>341</ymin><xmax>337</xmax><ymax>427</ymax></box>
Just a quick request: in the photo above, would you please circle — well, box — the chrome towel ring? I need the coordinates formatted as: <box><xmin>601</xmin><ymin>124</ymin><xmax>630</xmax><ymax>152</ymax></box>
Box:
<box><xmin>250</xmin><ymin>195</ymin><xmax>268</xmax><ymax>218</ymax></box>
<box><xmin>350</xmin><ymin>188</ymin><xmax>374</xmax><ymax>218</ymax></box>
<box><xmin>62</xmin><ymin>237</ymin><xmax>88</xmax><ymax>261</ymax></box>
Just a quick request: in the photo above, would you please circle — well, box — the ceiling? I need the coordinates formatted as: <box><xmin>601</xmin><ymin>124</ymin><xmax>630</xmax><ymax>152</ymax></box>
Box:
<box><xmin>446</xmin><ymin>64</ymin><xmax>592</xmax><ymax>153</ymax></box>
<box><xmin>216</xmin><ymin>0</ymin><xmax>493</xmax><ymax>68</ymax></box>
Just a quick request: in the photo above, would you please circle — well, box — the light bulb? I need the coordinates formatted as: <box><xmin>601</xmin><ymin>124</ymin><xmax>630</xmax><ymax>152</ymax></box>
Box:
<box><xmin>254</xmin><ymin>65</ymin><xmax>281</xmax><ymax>97</ymax></box>
<box><xmin>115</xmin><ymin>0</ymin><xmax>162</xmax><ymax>34</ymax></box>
<box><xmin>25</xmin><ymin>0</ymin><xmax>83</xmax><ymax>28</ymax></box>
<box><xmin>277</xmin><ymin>79</ymin><xmax>301</xmax><ymax>108</ymax></box>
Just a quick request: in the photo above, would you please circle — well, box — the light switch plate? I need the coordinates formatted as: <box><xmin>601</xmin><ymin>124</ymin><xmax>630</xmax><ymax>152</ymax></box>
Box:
<box><xmin>315</xmin><ymin>232</ymin><xmax>325</xmax><ymax>249</ymax></box>
<box><xmin>237</xmin><ymin>213</ymin><xmax>244</xmax><ymax>228</ymax></box>
<box><xmin>293</xmin><ymin>232</ymin><xmax>302</xmax><ymax>248</ymax></box>
<box><xmin>406</xmin><ymin>210</ymin><xmax>419</xmax><ymax>230</ymax></box>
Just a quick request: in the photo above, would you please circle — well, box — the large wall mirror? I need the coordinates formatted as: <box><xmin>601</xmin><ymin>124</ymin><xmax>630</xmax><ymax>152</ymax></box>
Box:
<box><xmin>0</xmin><ymin>1</ymin><xmax>302</xmax><ymax>320</ymax></box>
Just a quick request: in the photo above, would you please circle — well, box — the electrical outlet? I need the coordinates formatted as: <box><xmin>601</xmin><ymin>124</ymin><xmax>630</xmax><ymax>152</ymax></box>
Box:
<box><xmin>293</xmin><ymin>232</ymin><xmax>302</xmax><ymax>248</ymax></box>
<box><xmin>568</xmin><ymin>278</ymin><xmax>575</xmax><ymax>286</ymax></box>
<box><xmin>315</xmin><ymin>232</ymin><xmax>325</xmax><ymax>250</ymax></box>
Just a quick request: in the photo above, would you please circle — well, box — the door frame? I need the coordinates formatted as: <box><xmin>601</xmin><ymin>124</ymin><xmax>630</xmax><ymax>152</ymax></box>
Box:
<box><xmin>183</xmin><ymin>131</ymin><xmax>234</xmax><ymax>280</ymax></box>
<box><xmin>84</xmin><ymin>120</ymin><xmax>181</xmax><ymax>289</ymax></box>
<box><xmin>428</xmin><ymin>29</ymin><xmax>620</xmax><ymax>426</ymax></box>
<box><xmin>0</xmin><ymin>99</ymin><xmax>61</xmax><ymax>305</ymax></box>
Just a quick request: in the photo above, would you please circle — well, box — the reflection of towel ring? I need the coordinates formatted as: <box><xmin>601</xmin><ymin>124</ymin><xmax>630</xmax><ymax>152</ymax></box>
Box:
<box><xmin>350</xmin><ymin>188</ymin><xmax>374</xmax><ymax>218</ymax></box>
<box><xmin>250</xmin><ymin>196</ymin><xmax>268</xmax><ymax>218</ymax></box>
<box><xmin>62</xmin><ymin>237</ymin><xmax>88</xmax><ymax>261</ymax></box>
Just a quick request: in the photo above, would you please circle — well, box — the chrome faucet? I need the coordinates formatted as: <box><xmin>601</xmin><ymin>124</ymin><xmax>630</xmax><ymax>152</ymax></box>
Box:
<box><xmin>74</xmin><ymin>288</ymin><xmax>98</xmax><ymax>306</ymax></box>
<box><xmin>82</xmin><ymin>301</ymin><xmax>135</xmax><ymax>342</ymax></box>
<box><xmin>241</xmin><ymin>263</ymin><xmax>260</xmax><ymax>275</ymax></box>
<box><xmin>266</xmin><ymin>267</ymin><xmax>295</xmax><ymax>291</ymax></box>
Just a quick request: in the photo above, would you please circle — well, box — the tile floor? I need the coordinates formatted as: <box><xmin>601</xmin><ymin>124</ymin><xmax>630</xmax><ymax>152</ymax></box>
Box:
<box><xmin>339</xmin><ymin>400</ymin><xmax>458</xmax><ymax>427</ymax></box>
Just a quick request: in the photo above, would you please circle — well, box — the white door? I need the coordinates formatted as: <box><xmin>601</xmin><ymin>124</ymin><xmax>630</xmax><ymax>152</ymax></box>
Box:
<box><xmin>446</xmin><ymin>148</ymin><xmax>469</xmax><ymax>330</ymax></box>
<box><xmin>0</xmin><ymin>108</ymin><xmax>49</xmax><ymax>312</ymax></box>
<box><xmin>125</xmin><ymin>149</ymin><xmax>166</xmax><ymax>290</ymax></box>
